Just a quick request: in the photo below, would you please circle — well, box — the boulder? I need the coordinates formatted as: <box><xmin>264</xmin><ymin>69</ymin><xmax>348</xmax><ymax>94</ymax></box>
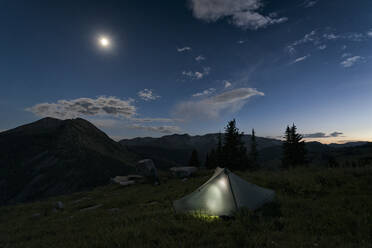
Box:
<box><xmin>170</xmin><ymin>167</ymin><xmax>198</xmax><ymax>178</ymax></box>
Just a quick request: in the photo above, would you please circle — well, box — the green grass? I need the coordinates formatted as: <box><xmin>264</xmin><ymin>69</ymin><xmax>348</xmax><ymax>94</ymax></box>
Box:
<box><xmin>1</xmin><ymin>167</ymin><xmax>372</xmax><ymax>248</ymax></box>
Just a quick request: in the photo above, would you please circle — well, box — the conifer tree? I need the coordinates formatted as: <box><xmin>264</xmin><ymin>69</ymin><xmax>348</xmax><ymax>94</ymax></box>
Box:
<box><xmin>222</xmin><ymin>119</ymin><xmax>249</xmax><ymax>170</ymax></box>
<box><xmin>250</xmin><ymin>128</ymin><xmax>259</xmax><ymax>169</ymax></box>
<box><xmin>188</xmin><ymin>149</ymin><xmax>200</xmax><ymax>167</ymax></box>
<box><xmin>205</xmin><ymin>149</ymin><xmax>216</xmax><ymax>169</ymax></box>
<box><xmin>282</xmin><ymin>124</ymin><xmax>306</xmax><ymax>168</ymax></box>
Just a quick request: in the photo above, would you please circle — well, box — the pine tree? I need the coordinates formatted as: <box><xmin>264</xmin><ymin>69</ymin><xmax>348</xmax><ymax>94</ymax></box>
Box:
<box><xmin>282</xmin><ymin>124</ymin><xmax>306</xmax><ymax>168</ymax></box>
<box><xmin>188</xmin><ymin>149</ymin><xmax>200</xmax><ymax>167</ymax></box>
<box><xmin>205</xmin><ymin>149</ymin><xmax>216</xmax><ymax>169</ymax></box>
<box><xmin>222</xmin><ymin>119</ymin><xmax>249</xmax><ymax>170</ymax></box>
<box><xmin>250</xmin><ymin>128</ymin><xmax>259</xmax><ymax>169</ymax></box>
<box><xmin>290</xmin><ymin>124</ymin><xmax>306</xmax><ymax>165</ymax></box>
<box><xmin>282</xmin><ymin>125</ymin><xmax>292</xmax><ymax>169</ymax></box>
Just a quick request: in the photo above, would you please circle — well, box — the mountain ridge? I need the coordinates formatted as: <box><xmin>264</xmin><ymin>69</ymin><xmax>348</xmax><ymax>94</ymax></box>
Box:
<box><xmin>0</xmin><ymin>117</ymin><xmax>138</xmax><ymax>205</ymax></box>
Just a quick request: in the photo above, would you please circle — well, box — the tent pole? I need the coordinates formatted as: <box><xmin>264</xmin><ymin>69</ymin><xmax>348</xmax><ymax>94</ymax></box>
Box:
<box><xmin>227</xmin><ymin>173</ymin><xmax>238</xmax><ymax>211</ymax></box>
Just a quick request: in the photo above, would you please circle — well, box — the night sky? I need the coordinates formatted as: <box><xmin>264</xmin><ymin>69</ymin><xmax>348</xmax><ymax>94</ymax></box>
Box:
<box><xmin>1</xmin><ymin>0</ymin><xmax>372</xmax><ymax>143</ymax></box>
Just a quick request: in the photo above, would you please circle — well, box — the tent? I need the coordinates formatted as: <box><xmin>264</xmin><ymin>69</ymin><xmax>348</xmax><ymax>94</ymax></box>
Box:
<box><xmin>173</xmin><ymin>167</ymin><xmax>275</xmax><ymax>216</ymax></box>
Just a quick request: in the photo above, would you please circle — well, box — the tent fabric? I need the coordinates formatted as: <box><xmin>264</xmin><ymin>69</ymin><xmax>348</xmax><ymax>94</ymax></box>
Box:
<box><xmin>173</xmin><ymin>167</ymin><xmax>275</xmax><ymax>216</ymax></box>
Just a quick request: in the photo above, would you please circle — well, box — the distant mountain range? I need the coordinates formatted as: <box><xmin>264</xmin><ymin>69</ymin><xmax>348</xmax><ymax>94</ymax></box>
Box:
<box><xmin>1</xmin><ymin>117</ymin><xmax>370</xmax><ymax>205</ymax></box>
<box><xmin>120</xmin><ymin>133</ymin><xmax>283</xmax><ymax>168</ymax></box>
<box><xmin>121</xmin><ymin>135</ymin><xmax>371</xmax><ymax>168</ymax></box>
<box><xmin>0</xmin><ymin>117</ymin><xmax>137</xmax><ymax>205</ymax></box>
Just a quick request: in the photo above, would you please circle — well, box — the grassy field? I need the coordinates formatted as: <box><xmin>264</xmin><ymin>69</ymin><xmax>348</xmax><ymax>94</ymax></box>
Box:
<box><xmin>1</xmin><ymin>167</ymin><xmax>372</xmax><ymax>248</ymax></box>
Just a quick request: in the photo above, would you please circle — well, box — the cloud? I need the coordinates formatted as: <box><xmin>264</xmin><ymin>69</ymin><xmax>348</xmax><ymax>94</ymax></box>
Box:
<box><xmin>128</xmin><ymin>124</ymin><xmax>181</xmax><ymax>134</ymax></box>
<box><xmin>192</xmin><ymin>88</ymin><xmax>216</xmax><ymax>97</ymax></box>
<box><xmin>330</xmin><ymin>132</ymin><xmax>343</xmax><ymax>137</ymax></box>
<box><xmin>174</xmin><ymin>87</ymin><xmax>264</xmax><ymax>119</ymax></box>
<box><xmin>137</xmin><ymin>89</ymin><xmax>160</xmax><ymax>101</ymax></box>
<box><xmin>303</xmin><ymin>0</ymin><xmax>319</xmax><ymax>8</ymax></box>
<box><xmin>367</xmin><ymin>30</ymin><xmax>372</xmax><ymax>37</ymax></box>
<box><xmin>341</xmin><ymin>53</ymin><xmax>352</xmax><ymax>58</ymax></box>
<box><xmin>182</xmin><ymin>67</ymin><xmax>210</xmax><ymax>80</ymax></box>
<box><xmin>323</xmin><ymin>33</ymin><xmax>339</xmax><ymax>40</ymax></box>
<box><xmin>130</xmin><ymin>117</ymin><xmax>179</xmax><ymax>123</ymax></box>
<box><xmin>188</xmin><ymin>0</ymin><xmax>288</xmax><ymax>30</ymax></box>
<box><xmin>291</xmin><ymin>55</ymin><xmax>310</xmax><ymax>64</ymax></box>
<box><xmin>237</xmin><ymin>40</ymin><xmax>246</xmax><ymax>44</ymax></box>
<box><xmin>195</xmin><ymin>55</ymin><xmax>206</xmax><ymax>61</ymax></box>
<box><xmin>340</xmin><ymin>56</ymin><xmax>363</xmax><ymax>68</ymax></box>
<box><xmin>318</xmin><ymin>44</ymin><xmax>327</xmax><ymax>50</ymax></box>
<box><xmin>224</xmin><ymin>80</ymin><xmax>232</xmax><ymax>88</ymax></box>
<box><xmin>304</xmin><ymin>131</ymin><xmax>343</xmax><ymax>138</ymax></box>
<box><xmin>303</xmin><ymin>132</ymin><xmax>328</xmax><ymax>138</ymax></box>
<box><xmin>26</xmin><ymin>96</ymin><xmax>136</xmax><ymax>119</ymax></box>
<box><xmin>287</xmin><ymin>29</ymin><xmax>371</xmax><ymax>55</ymax></box>
<box><xmin>177</xmin><ymin>47</ymin><xmax>191</xmax><ymax>52</ymax></box>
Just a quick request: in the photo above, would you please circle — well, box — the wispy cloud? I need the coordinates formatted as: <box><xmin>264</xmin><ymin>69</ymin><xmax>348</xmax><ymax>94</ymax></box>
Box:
<box><xmin>26</xmin><ymin>96</ymin><xmax>136</xmax><ymax>119</ymax></box>
<box><xmin>130</xmin><ymin>117</ymin><xmax>179</xmax><ymax>123</ymax></box>
<box><xmin>182</xmin><ymin>67</ymin><xmax>210</xmax><ymax>80</ymax></box>
<box><xmin>192</xmin><ymin>88</ymin><xmax>216</xmax><ymax>97</ymax></box>
<box><xmin>340</xmin><ymin>56</ymin><xmax>363</xmax><ymax>68</ymax></box>
<box><xmin>177</xmin><ymin>46</ymin><xmax>191</xmax><ymax>52</ymax></box>
<box><xmin>137</xmin><ymin>89</ymin><xmax>160</xmax><ymax>101</ymax></box>
<box><xmin>304</xmin><ymin>131</ymin><xmax>343</xmax><ymax>138</ymax></box>
<box><xmin>303</xmin><ymin>0</ymin><xmax>319</xmax><ymax>8</ymax></box>
<box><xmin>128</xmin><ymin>124</ymin><xmax>181</xmax><ymax>134</ymax></box>
<box><xmin>189</xmin><ymin>0</ymin><xmax>287</xmax><ymax>30</ymax></box>
<box><xmin>287</xmin><ymin>29</ymin><xmax>372</xmax><ymax>55</ymax></box>
<box><xmin>367</xmin><ymin>30</ymin><xmax>372</xmax><ymax>37</ymax></box>
<box><xmin>174</xmin><ymin>87</ymin><xmax>264</xmax><ymax>119</ymax></box>
<box><xmin>291</xmin><ymin>54</ymin><xmax>310</xmax><ymax>64</ymax></box>
<box><xmin>341</xmin><ymin>53</ymin><xmax>352</xmax><ymax>58</ymax></box>
<box><xmin>318</xmin><ymin>44</ymin><xmax>327</xmax><ymax>50</ymax></box>
<box><xmin>224</xmin><ymin>80</ymin><xmax>232</xmax><ymax>88</ymax></box>
<box><xmin>195</xmin><ymin>55</ymin><xmax>205</xmax><ymax>61</ymax></box>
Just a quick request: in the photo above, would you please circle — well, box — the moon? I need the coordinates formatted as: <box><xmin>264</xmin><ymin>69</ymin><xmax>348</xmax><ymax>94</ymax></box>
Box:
<box><xmin>98</xmin><ymin>36</ymin><xmax>110</xmax><ymax>48</ymax></box>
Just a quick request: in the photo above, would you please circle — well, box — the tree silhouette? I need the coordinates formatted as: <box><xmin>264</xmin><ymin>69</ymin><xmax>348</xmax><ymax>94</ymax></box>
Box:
<box><xmin>204</xmin><ymin>149</ymin><xmax>216</xmax><ymax>169</ymax></box>
<box><xmin>216</xmin><ymin>132</ymin><xmax>223</xmax><ymax>167</ymax></box>
<box><xmin>188</xmin><ymin>149</ymin><xmax>200</xmax><ymax>167</ymax></box>
<box><xmin>250</xmin><ymin>128</ymin><xmax>259</xmax><ymax>169</ymax></box>
<box><xmin>222</xmin><ymin>119</ymin><xmax>249</xmax><ymax>170</ymax></box>
<box><xmin>282</xmin><ymin>124</ymin><xmax>306</xmax><ymax>168</ymax></box>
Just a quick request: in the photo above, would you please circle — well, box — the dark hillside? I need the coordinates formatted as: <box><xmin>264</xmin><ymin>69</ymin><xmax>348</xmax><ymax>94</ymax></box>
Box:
<box><xmin>0</xmin><ymin>117</ymin><xmax>137</xmax><ymax>205</ymax></box>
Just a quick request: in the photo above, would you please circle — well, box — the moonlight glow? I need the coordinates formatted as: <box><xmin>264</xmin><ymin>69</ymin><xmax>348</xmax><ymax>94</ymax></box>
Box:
<box><xmin>99</xmin><ymin>37</ymin><xmax>110</xmax><ymax>48</ymax></box>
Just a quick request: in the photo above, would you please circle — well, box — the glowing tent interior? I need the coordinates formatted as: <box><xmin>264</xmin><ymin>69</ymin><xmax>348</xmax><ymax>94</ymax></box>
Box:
<box><xmin>173</xmin><ymin>167</ymin><xmax>275</xmax><ymax>216</ymax></box>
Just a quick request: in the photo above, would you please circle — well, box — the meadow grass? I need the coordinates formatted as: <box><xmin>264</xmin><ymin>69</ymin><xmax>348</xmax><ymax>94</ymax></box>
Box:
<box><xmin>0</xmin><ymin>166</ymin><xmax>371</xmax><ymax>247</ymax></box>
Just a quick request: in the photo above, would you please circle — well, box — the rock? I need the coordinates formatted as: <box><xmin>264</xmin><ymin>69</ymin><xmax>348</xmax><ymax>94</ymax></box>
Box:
<box><xmin>56</xmin><ymin>201</ymin><xmax>64</xmax><ymax>210</ymax></box>
<box><xmin>170</xmin><ymin>167</ymin><xmax>198</xmax><ymax>178</ymax></box>
<box><xmin>119</xmin><ymin>180</ymin><xmax>135</xmax><ymax>186</ymax></box>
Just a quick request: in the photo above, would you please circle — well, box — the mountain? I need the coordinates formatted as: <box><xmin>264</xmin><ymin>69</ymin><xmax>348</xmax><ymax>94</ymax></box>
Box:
<box><xmin>0</xmin><ymin>117</ymin><xmax>138</xmax><ymax>205</ymax></box>
<box><xmin>329</xmin><ymin>142</ymin><xmax>368</xmax><ymax>148</ymax></box>
<box><xmin>120</xmin><ymin>135</ymin><xmax>346</xmax><ymax>168</ymax></box>
<box><xmin>120</xmin><ymin>133</ymin><xmax>282</xmax><ymax>168</ymax></box>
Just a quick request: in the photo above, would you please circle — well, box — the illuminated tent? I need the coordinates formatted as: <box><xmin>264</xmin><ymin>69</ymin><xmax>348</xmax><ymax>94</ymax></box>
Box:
<box><xmin>173</xmin><ymin>167</ymin><xmax>275</xmax><ymax>216</ymax></box>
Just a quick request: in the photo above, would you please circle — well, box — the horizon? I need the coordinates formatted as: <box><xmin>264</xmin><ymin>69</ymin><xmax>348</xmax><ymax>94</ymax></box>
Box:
<box><xmin>1</xmin><ymin>1</ymin><xmax>372</xmax><ymax>144</ymax></box>
<box><xmin>1</xmin><ymin>116</ymin><xmax>370</xmax><ymax>145</ymax></box>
